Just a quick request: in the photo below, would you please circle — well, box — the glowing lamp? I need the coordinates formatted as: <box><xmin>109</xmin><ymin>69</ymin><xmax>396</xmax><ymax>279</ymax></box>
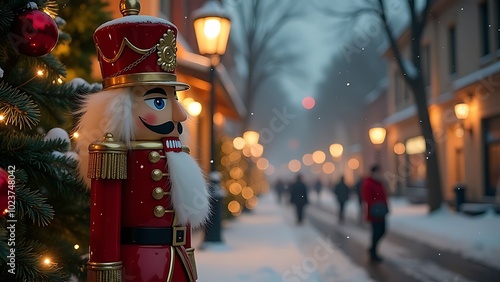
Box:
<box><xmin>454</xmin><ymin>102</ymin><xmax>469</xmax><ymax>120</ymax></box>
<box><xmin>369</xmin><ymin>127</ymin><xmax>386</xmax><ymax>145</ymax></box>
<box><xmin>192</xmin><ymin>0</ymin><xmax>231</xmax><ymax>57</ymax></box>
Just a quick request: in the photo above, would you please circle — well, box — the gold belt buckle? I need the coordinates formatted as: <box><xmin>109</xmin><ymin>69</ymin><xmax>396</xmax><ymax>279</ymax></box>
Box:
<box><xmin>173</xmin><ymin>226</ymin><xmax>187</xmax><ymax>246</ymax></box>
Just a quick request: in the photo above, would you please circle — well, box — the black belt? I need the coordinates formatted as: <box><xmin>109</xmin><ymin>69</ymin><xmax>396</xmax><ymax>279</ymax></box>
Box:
<box><xmin>121</xmin><ymin>227</ymin><xmax>187</xmax><ymax>246</ymax></box>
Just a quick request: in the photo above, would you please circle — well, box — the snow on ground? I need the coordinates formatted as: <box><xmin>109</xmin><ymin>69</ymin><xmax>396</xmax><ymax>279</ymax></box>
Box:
<box><xmin>194</xmin><ymin>193</ymin><xmax>373</xmax><ymax>282</ymax></box>
<box><xmin>193</xmin><ymin>189</ymin><xmax>500</xmax><ymax>281</ymax></box>
<box><xmin>314</xmin><ymin>189</ymin><xmax>500</xmax><ymax>271</ymax></box>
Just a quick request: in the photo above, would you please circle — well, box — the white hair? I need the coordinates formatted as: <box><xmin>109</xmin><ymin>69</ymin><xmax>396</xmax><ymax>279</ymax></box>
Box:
<box><xmin>76</xmin><ymin>88</ymin><xmax>135</xmax><ymax>182</ymax></box>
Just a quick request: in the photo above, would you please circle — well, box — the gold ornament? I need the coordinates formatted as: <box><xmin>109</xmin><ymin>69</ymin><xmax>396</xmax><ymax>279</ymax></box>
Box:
<box><xmin>157</xmin><ymin>29</ymin><xmax>177</xmax><ymax>72</ymax></box>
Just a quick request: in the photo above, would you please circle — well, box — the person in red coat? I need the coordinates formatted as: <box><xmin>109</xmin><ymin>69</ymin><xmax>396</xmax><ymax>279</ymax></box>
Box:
<box><xmin>361</xmin><ymin>165</ymin><xmax>389</xmax><ymax>262</ymax></box>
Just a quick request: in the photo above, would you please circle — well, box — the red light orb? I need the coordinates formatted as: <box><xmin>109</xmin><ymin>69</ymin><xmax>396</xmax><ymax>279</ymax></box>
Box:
<box><xmin>302</xmin><ymin>96</ymin><xmax>315</xmax><ymax>110</ymax></box>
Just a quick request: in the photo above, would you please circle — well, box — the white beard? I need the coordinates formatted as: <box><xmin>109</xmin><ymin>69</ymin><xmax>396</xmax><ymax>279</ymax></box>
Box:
<box><xmin>167</xmin><ymin>151</ymin><xmax>211</xmax><ymax>227</ymax></box>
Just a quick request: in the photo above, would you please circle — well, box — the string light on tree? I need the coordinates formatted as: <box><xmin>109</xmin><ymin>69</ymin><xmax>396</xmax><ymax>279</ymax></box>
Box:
<box><xmin>43</xmin><ymin>257</ymin><xmax>52</xmax><ymax>266</ymax></box>
<box><xmin>17</xmin><ymin>69</ymin><xmax>46</xmax><ymax>88</ymax></box>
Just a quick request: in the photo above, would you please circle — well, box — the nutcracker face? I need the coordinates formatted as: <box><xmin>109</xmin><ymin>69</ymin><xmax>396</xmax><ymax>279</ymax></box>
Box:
<box><xmin>131</xmin><ymin>85</ymin><xmax>187</xmax><ymax>140</ymax></box>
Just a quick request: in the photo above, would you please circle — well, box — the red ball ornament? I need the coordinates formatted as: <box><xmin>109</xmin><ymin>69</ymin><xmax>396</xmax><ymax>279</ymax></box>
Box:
<box><xmin>0</xmin><ymin>167</ymin><xmax>9</xmax><ymax>217</ymax></box>
<box><xmin>9</xmin><ymin>9</ymin><xmax>58</xmax><ymax>57</ymax></box>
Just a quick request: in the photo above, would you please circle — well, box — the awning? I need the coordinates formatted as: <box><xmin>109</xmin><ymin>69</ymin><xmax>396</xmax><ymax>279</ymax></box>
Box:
<box><xmin>176</xmin><ymin>47</ymin><xmax>246</xmax><ymax>120</ymax></box>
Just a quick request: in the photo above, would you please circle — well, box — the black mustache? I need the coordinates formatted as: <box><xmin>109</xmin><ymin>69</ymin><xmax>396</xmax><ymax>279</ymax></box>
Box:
<box><xmin>139</xmin><ymin>117</ymin><xmax>182</xmax><ymax>135</ymax></box>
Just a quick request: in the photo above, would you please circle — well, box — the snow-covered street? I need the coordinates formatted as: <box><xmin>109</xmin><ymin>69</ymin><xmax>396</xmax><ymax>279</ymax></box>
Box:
<box><xmin>193</xmin><ymin>190</ymin><xmax>500</xmax><ymax>281</ymax></box>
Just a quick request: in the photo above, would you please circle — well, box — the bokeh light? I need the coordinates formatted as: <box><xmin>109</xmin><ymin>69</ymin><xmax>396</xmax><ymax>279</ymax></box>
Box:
<box><xmin>241</xmin><ymin>187</ymin><xmax>254</xmax><ymax>199</ymax></box>
<box><xmin>256</xmin><ymin>158</ymin><xmax>269</xmax><ymax>170</ymax></box>
<box><xmin>233</xmin><ymin>137</ymin><xmax>246</xmax><ymax>150</ymax></box>
<box><xmin>250</xmin><ymin>143</ymin><xmax>264</xmax><ymax>157</ymax></box>
<box><xmin>181</xmin><ymin>97</ymin><xmax>194</xmax><ymax>107</ymax></box>
<box><xmin>302</xmin><ymin>96</ymin><xmax>315</xmax><ymax>109</ymax></box>
<box><xmin>229</xmin><ymin>151</ymin><xmax>241</xmax><ymax>163</ymax></box>
<box><xmin>243</xmin><ymin>131</ymin><xmax>259</xmax><ymax>145</ymax></box>
<box><xmin>187</xmin><ymin>101</ymin><xmax>202</xmax><ymax>116</ymax></box>
<box><xmin>322</xmin><ymin>162</ymin><xmax>335</xmax><ymax>174</ymax></box>
<box><xmin>347</xmin><ymin>158</ymin><xmax>360</xmax><ymax>170</ymax></box>
<box><xmin>302</xmin><ymin>154</ymin><xmax>314</xmax><ymax>166</ymax></box>
<box><xmin>288</xmin><ymin>159</ymin><xmax>301</xmax><ymax>172</ymax></box>
<box><xmin>228</xmin><ymin>201</ymin><xmax>241</xmax><ymax>213</ymax></box>
<box><xmin>230</xmin><ymin>167</ymin><xmax>244</xmax><ymax>179</ymax></box>
<box><xmin>394</xmin><ymin>142</ymin><xmax>406</xmax><ymax>155</ymax></box>
<box><xmin>246</xmin><ymin>196</ymin><xmax>259</xmax><ymax>209</ymax></box>
<box><xmin>213</xmin><ymin>112</ymin><xmax>225</xmax><ymax>126</ymax></box>
<box><xmin>329</xmin><ymin>143</ymin><xmax>343</xmax><ymax>158</ymax></box>
<box><xmin>229</xmin><ymin>182</ymin><xmax>243</xmax><ymax>195</ymax></box>
<box><xmin>221</xmin><ymin>141</ymin><xmax>234</xmax><ymax>154</ymax></box>
<box><xmin>312</xmin><ymin>150</ymin><xmax>326</xmax><ymax>164</ymax></box>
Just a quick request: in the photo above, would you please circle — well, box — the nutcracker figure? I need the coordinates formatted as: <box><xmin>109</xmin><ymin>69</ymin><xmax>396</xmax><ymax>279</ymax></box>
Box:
<box><xmin>76</xmin><ymin>1</ymin><xmax>210</xmax><ymax>281</ymax></box>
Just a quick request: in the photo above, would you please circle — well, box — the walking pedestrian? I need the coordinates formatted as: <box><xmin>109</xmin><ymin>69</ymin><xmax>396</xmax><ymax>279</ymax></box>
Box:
<box><xmin>361</xmin><ymin>165</ymin><xmax>389</xmax><ymax>263</ymax></box>
<box><xmin>274</xmin><ymin>178</ymin><xmax>285</xmax><ymax>204</ymax></box>
<box><xmin>334</xmin><ymin>175</ymin><xmax>350</xmax><ymax>224</ymax></box>
<box><xmin>289</xmin><ymin>173</ymin><xmax>309</xmax><ymax>224</ymax></box>
<box><xmin>314</xmin><ymin>179</ymin><xmax>322</xmax><ymax>204</ymax></box>
<box><xmin>353</xmin><ymin>178</ymin><xmax>363</xmax><ymax>223</ymax></box>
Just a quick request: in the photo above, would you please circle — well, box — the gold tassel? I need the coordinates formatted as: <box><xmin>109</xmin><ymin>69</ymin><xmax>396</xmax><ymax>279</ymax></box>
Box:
<box><xmin>186</xmin><ymin>247</ymin><xmax>198</xmax><ymax>281</ymax></box>
<box><xmin>87</xmin><ymin>261</ymin><xmax>122</xmax><ymax>282</ymax></box>
<box><xmin>88</xmin><ymin>133</ymin><xmax>127</xmax><ymax>180</ymax></box>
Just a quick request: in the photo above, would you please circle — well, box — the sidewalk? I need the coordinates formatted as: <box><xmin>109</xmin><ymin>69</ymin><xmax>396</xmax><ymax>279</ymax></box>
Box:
<box><xmin>193</xmin><ymin>193</ymin><xmax>374</xmax><ymax>282</ymax></box>
<box><xmin>312</xmin><ymin>189</ymin><xmax>500</xmax><ymax>271</ymax></box>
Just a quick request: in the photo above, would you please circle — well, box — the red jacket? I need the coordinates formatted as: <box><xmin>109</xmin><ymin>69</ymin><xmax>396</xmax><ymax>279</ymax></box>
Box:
<box><xmin>361</xmin><ymin>176</ymin><xmax>388</xmax><ymax>222</ymax></box>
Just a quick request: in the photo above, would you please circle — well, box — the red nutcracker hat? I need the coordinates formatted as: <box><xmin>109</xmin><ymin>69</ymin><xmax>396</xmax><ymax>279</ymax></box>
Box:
<box><xmin>93</xmin><ymin>0</ymin><xmax>189</xmax><ymax>90</ymax></box>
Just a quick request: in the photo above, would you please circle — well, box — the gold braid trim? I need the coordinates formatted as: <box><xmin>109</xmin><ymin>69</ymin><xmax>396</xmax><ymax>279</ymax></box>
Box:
<box><xmin>88</xmin><ymin>133</ymin><xmax>127</xmax><ymax>180</ymax></box>
<box><xmin>87</xmin><ymin>261</ymin><xmax>122</xmax><ymax>282</ymax></box>
<box><xmin>186</xmin><ymin>247</ymin><xmax>198</xmax><ymax>281</ymax></box>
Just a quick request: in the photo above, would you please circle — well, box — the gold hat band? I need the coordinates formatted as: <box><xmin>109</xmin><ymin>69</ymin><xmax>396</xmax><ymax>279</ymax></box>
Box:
<box><xmin>103</xmin><ymin>73</ymin><xmax>190</xmax><ymax>90</ymax></box>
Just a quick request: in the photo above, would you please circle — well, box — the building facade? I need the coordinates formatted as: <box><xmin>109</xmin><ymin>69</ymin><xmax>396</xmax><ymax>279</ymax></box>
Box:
<box><xmin>377</xmin><ymin>0</ymin><xmax>500</xmax><ymax>203</ymax></box>
<box><xmin>102</xmin><ymin>0</ymin><xmax>245</xmax><ymax>173</ymax></box>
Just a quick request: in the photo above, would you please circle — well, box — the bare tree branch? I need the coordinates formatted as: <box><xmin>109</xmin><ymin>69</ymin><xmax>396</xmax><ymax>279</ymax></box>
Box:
<box><xmin>377</xmin><ymin>0</ymin><xmax>412</xmax><ymax>83</ymax></box>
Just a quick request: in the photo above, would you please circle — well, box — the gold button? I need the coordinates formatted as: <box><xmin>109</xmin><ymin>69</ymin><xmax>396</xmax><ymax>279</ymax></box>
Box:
<box><xmin>154</xmin><ymin>205</ymin><xmax>165</xmax><ymax>217</ymax></box>
<box><xmin>152</xmin><ymin>187</ymin><xmax>164</xmax><ymax>200</ymax></box>
<box><xmin>148</xmin><ymin>151</ymin><xmax>161</xmax><ymax>163</ymax></box>
<box><xmin>151</xmin><ymin>169</ymin><xmax>163</xmax><ymax>181</ymax></box>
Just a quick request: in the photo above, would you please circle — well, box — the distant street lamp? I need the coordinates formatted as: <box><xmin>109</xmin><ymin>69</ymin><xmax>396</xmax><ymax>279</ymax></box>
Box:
<box><xmin>243</xmin><ymin>130</ymin><xmax>259</xmax><ymax>146</ymax></box>
<box><xmin>369</xmin><ymin>126</ymin><xmax>386</xmax><ymax>164</ymax></box>
<box><xmin>329</xmin><ymin>143</ymin><xmax>343</xmax><ymax>159</ymax></box>
<box><xmin>192</xmin><ymin>0</ymin><xmax>231</xmax><ymax>243</ymax></box>
<box><xmin>454</xmin><ymin>102</ymin><xmax>472</xmax><ymax>135</ymax></box>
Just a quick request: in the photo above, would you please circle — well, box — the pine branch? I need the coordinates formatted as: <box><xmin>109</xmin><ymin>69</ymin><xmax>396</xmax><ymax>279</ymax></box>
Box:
<box><xmin>0</xmin><ymin>81</ymin><xmax>40</xmax><ymax>129</ymax></box>
<box><xmin>11</xmin><ymin>238</ymin><xmax>68</xmax><ymax>282</ymax></box>
<box><xmin>0</xmin><ymin>4</ymin><xmax>14</xmax><ymax>31</ymax></box>
<box><xmin>16</xmin><ymin>184</ymin><xmax>55</xmax><ymax>226</ymax></box>
<box><xmin>38</xmin><ymin>53</ymin><xmax>67</xmax><ymax>79</ymax></box>
<box><xmin>0</xmin><ymin>131</ymin><xmax>88</xmax><ymax>200</ymax></box>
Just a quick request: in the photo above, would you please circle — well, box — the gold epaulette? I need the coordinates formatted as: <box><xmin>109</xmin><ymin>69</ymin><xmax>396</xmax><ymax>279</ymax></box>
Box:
<box><xmin>87</xmin><ymin>262</ymin><xmax>122</xmax><ymax>282</ymax></box>
<box><xmin>88</xmin><ymin>133</ymin><xmax>127</xmax><ymax>180</ymax></box>
<box><xmin>182</xmin><ymin>145</ymin><xmax>190</xmax><ymax>155</ymax></box>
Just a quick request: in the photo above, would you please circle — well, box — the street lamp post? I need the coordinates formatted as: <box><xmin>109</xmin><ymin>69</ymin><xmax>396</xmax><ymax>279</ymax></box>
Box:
<box><xmin>192</xmin><ymin>0</ymin><xmax>231</xmax><ymax>243</ymax></box>
<box><xmin>368</xmin><ymin>127</ymin><xmax>386</xmax><ymax>165</ymax></box>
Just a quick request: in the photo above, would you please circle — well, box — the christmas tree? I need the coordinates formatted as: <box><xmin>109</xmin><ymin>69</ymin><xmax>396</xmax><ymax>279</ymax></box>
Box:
<box><xmin>54</xmin><ymin>0</ymin><xmax>110</xmax><ymax>81</ymax></box>
<box><xmin>0</xmin><ymin>1</ymin><xmax>96</xmax><ymax>281</ymax></box>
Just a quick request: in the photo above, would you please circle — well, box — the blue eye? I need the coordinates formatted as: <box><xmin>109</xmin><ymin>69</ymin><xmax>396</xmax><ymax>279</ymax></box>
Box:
<box><xmin>145</xmin><ymin>98</ymin><xmax>167</xmax><ymax>111</ymax></box>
